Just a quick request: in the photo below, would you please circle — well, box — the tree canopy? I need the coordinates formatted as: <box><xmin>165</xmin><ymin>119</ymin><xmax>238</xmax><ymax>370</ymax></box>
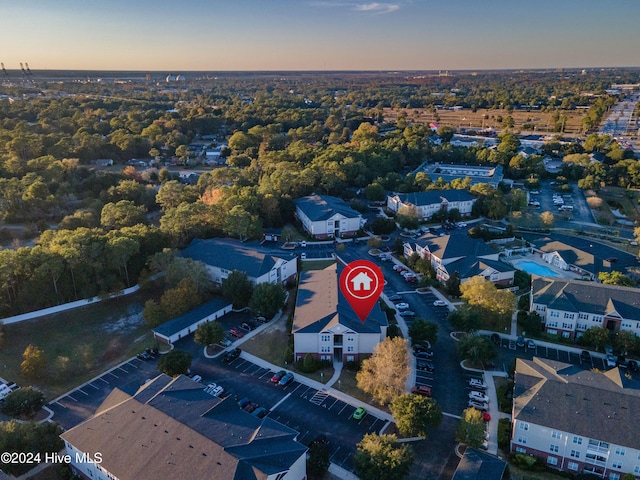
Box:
<box><xmin>354</xmin><ymin>433</ymin><xmax>413</xmax><ymax>480</ymax></box>
<box><xmin>356</xmin><ymin>337</ymin><xmax>410</xmax><ymax>405</ymax></box>
<box><xmin>390</xmin><ymin>394</ymin><xmax>442</xmax><ymax>438</ymax></box>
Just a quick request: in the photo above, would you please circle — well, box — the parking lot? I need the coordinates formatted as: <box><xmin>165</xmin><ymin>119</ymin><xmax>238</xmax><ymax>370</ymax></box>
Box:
<box><xmin>48</xmin><ymin>355</ymin><xmax>161</xmax><ymax>430</ymax></box>
<box><xmin>191</xmin><ymin>353</ymin><xmax>389</xmax><ymax>473</ymax></box>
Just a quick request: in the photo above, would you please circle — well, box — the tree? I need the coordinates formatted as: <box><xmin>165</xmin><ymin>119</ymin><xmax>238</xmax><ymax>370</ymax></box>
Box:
<box><xmin>100</xmin><ymin>200</ymin><xmax>147</xmax><ymax>229</ymax></box>
<box><xmin>356</xmin><ymin>337</ymin><xmax>410</xmax><ymax>405</ymax></box>
<box><xmin>143</xmin><ymin>299</ymin><xmax>166</xmax><ymax>327</ymax></box>
<box><xmin>539</xmin><ymin>210</ymin><xmax>554</xmax><ymax>228</ymax></box>
<box><xmin>194</xmin><ymin>321</ymin><xmax>225</xmax><ymax>346</ymax></box>
<box><xmin>580</xmin><ymin>326</ymin><xmax>610</xmax><ymax>352</ymax></box>
<box><xmin>613</xmin><ymin>330</ymin><xmax>638</xmax><ymax>356</ymax></box>
<box><xmin>221</xmin><ymin>271</ymin><xmax>253</xmax><ymax>308</ymax></box>
<box><xmin>598</xmin><ymin>271</ymin><xmax>635</xmax><ymax>287</ymax></box>
<box><xmin>307</xmin><ymin>439</ymin><xmax>330</xmax><ymax>480</ymax></box>
<box><xmin>0</xmin><ymin>387</ymin><xmax>45</xmax><ymax>418</ymax></box>
<box><xmin>175</xmin><ymin>144</ymin><xmax>190</xmax><ymax>163</ymax></box>
<box><xmin>224</xmin><ymin>205</ymin><xmax>262</xmax><ymax>241</ymax></box>
<box><xmin>456</xmin><ymin>407</ymin><xmax>486</xmax><ymax>448</ymax></box>
<box><xmin>249</xmin><ymin>282</ymin><xmax>286</xmax><ymax>318</ymax></box>
<box><xmin>390</xmin><ymin>394</ymin><xmax>442</xmax><ymax>437</ymax></box>
<box><xmin>160</xmin><ymin>278</ymin><xmax>202</xmax><ymax>319</ymax></box>
<box><xmin>354</xmin><ymin>433</ymin><xmax>413</xmax><ymax>480</ymax></box>
<box><xmin>460</xmin><ymin>276</ymin><xmax>515</xmax><ymax>329</ymax></box>
<box><xmin>408</xmin><ymin>319</ymin><xmax>438</xmax><ymax>347</ymax></box>
<box><xmin>21</xmin><ymin>344</ymin><xmax>47</xmax><ymax>379</ymax></box>
<box><xmin>157</xmin><ymin>349</ymin><xmax>192</xmax><ymax>377</ymax></box>
<box><xmin>0</xmin><ymin>421</ymin><xmax>64</xmax><ymax>476</ymax></box>
<box><xmin>437</xmin><ymin>125</ymin><xmax>454</xmax><ymax>143</ymax></box>
<box><xmin>446</xmin><ymin>270</ymin><xmax>461</xmax><ymax>297</ymax></box>
<box><xmin>457</xmin><ymin>333</ymin><xmax>497</xmax><ymax>367</ymax></box>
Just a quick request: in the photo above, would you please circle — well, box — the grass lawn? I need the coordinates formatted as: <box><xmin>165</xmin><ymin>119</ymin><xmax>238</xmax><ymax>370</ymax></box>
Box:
<box><xmin>0</xmin><ymin>292</ymin><xmax>154</xmax><ymax>400</ymax></box>
<box><xmin>333</xmin><ymin>368</ymin><xmax>379</xmax><ymax>406</ymax></box>
<box><xmin>509</xmin><ymin>464</ymin><xmax>572</xmax><ymax>480</ymax></box>
<box><xmin>241</xmin><ymin>327</ymin><xmax>290</xmax><ymax>368</ymax></box>
<box><xmin>301</xmin><ymin>260</ymin><xmax>335</xmax><ymax>271</ymax></box>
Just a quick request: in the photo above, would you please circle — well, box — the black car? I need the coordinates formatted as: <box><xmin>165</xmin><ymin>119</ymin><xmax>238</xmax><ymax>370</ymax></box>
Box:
<box><xmin>137</xmin><ymin>352</ymin><xmax>153</xmax><ymax>361</ymax></box>
<box><xmin>414</xmin><ymin>350</ymin><xmax>434</xmax><ymax>360</ymax></box>
<box><xmin>416</xmin><ymin>361</ymin><xmax>435</xmax><ymax>372</ymax></box>
<box><xmin>580</xmin><ymin>350</ymin><xmax>591</xmax><ymax>363</ymax></box>
<box><xmin>628</xmin><ymin>360</ymin><xmax>639</xmax><ymax>372</ymax></box>
<box><xmin>223</xmin><ymin>348</ymin><xmax>242</xmax><ymax>363</ymax></box>
<box><xmin>387</xmin><ymin>294</ymin><xmax>402</xmax><ymax>302</ymax></box>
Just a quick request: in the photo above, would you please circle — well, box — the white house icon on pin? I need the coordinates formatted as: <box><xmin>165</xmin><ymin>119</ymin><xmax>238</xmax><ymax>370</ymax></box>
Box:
<box><xmin>351</xmin><ymin>271</ymin><xmax>373</xmax><ymax>291</ymax></box>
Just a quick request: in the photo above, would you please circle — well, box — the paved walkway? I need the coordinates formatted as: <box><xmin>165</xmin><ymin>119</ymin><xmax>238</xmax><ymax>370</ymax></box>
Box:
<box><xmin>325</xmin><ymin>361</ymin><xmax>343</xmax><ymax>388</ymax></box>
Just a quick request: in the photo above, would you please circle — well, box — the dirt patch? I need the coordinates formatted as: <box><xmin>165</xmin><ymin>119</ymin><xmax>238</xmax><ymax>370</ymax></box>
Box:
<box><xmin>102</xmin><ymin>305</ymin><xmax>145</xmax><ymax>334</ymax></box>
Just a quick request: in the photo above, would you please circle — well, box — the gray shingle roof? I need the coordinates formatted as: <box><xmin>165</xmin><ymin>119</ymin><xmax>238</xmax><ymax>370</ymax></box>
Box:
<box><xmin>295</xmin><ymin>195</ymin><xmax>361</xmax><ymax>221</ymax></box>
<box><xmin>181</xmin><ymin>238</ymin><xmax>294</xmax><ymax>280</ymax></box>
<box><xmin>292</xmin><ymin>264</ymin><xmax>387</xmax><ymax>335</ymax></box>
<box><xmin>395</xmin><ymin>189</ymin><xmax>475</xmax><ymax>207</ymax></box>
<box><xmin>452</xmin><ymin>448</ymin><xmax>507</xmax><ymax>480</ymax></box>
<box><xmin>513</xmin><ymin>357</ymin><xmax>640</xmax><ymax>450</ymax></box>
<box><xmin>445</xmin><ymin>257</ymin><xmax>515</xmax><ymax>280</ymax></box>
<box><xmin>152</xmin><ymin>298</ymin><xmax>232</xmax><ymax>338</ymax></box>
<box><xmin>61</xmin><ymin>375</ymin><xmax>307</xmax><ymax>480</ymax></box>
<box><xmin>417</xmin><ymin>235</ymin><xmax>496</xmax><ymax>262</ymax></box>
<box><xmin>531</xmin><ymin>276</ymin><xmax>640</xmax><ymax>318</ymax></box>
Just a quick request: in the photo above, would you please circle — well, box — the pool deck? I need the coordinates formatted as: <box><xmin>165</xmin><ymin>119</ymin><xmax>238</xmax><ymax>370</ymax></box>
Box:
<box><xmin>507</xmin><ymin>255</ymin><xmax>582</xmax><ymax>280</ymax></box>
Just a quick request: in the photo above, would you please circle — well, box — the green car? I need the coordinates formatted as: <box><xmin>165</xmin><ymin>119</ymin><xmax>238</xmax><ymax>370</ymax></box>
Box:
<box><xmin>353</xmin><ymin>406</ymin><xmax>366</xmax><ymax>420</ymax></box>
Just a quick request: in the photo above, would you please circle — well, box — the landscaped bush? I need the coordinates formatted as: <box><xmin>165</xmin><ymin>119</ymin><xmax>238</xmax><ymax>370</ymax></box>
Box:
<box><xmin>497</xmin><ymin>418</ymin><xmax>510</xmax><ymax>449</ymax></box>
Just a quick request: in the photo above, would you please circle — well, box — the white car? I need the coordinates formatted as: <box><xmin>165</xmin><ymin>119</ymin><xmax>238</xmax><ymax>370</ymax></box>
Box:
<box><xmin>395</xmin><ymin>302</ymin><xmax>410</xmax><ymax>310</ymax></box>
<box><xmin>468</xmin><ymin>399</ymin><xmax>489</xmax><ymax>411</ymax></box>
<box><xmin>469</xmin><ymin>391</ymin><xmax>490</xmax><ymax>403</ymax></box>
<box><xmin>469</xmin><ymin>379</ymin><xmax>487</xmax><ymax>390</ymax></box>
<box><xmin>433</xmin><ymin>300</ymin><xmax>447</xmax><ymax>307</ymax></box>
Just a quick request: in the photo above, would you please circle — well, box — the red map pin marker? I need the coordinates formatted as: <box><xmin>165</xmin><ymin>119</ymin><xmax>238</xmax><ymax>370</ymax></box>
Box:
<box><xmin>340</xmin><ymin>260</ymin><xmax>385</xmax><ymax>323</ymax></box>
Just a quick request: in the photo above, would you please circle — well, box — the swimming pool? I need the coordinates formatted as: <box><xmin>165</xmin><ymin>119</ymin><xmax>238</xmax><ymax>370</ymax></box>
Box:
<box><xmin>515</xmin><ymin>261</ymin><xmax>559</xmax><ymax>277</ymax></box>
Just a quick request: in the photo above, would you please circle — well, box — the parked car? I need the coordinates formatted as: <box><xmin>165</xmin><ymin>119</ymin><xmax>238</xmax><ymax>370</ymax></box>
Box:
<box><xmin>412</xmin><ymin>343</ymin><xmax>432</xmax><ymax>353</ymax></box>
<box><xmin>238</xmin><ymin>397</ymin><xmax>250</xmax><ymax>408</ymax></box>
<box><xmin>416</xmin><ymin>361</ymin><xmax>435</xmax><ymax>372</ymax></box>
<box><xmin>241</xmin><ymin>322</ymin><xmax>254</xmax><ymax>331</ymax></box>
<box><xmin>468</xmin><ymin>399</ymin><xmax>489</xmax><ymax>411</ymax></box>
<box><xmin>469</xmin><ymin>379</ymin><xmax>487</xmax><ymax>390</ymax></box>
<box><xmin>223</xmin><ymin>348</ymin><xmax>241</xmax><ymax>363</ymax></box>
<box><xmin>299</xmin><ymin>241</ymin><xmax>307</xmax><ymax>248</ymax></box>
<box><xmin>255</xmin><ymin>316</ymin><xmax>268</xmax><ymax>324</ymax></box>
<box><xmin>205</xmin><ymin>383</ymin><xmax>224</xmax><ymax>397</ymax></box>
<box><xmin>353</xmin><ymin>407</ymin><xmax>366</xmax><ymax>420</ymax></box>
<box><xmin>469</xmin><ymin>391</ymin><xmax>490</xmax><ymax>403</ymax></box>
<box><xmin>387</xmin><ymin>294</ymin><xmax>402</xmax><ymax>302</ymax></box>
<box><xmin>137</xmin><ymin>352</ymin><xmax>153</xmax><ymax>361</ymax></box>
<box><xmin>219</xmin><ymin>337</ymin><xmax>232</xmax><ymax>347</ymax></box>
<box><xmin>252</xmin><ymin>407</ymin><xmax>268</xmax><ymax>418</ymax></box>
<box><xmin>526</xmin><ymin>339</ymin><xmax>536</xmax><ymax>349</ymax></box>
<box><xmin>415</xmin><ymin>351</ymin><xmax>434</xmax><ymax>360</ymax></box>
<box><xmin>490</xmin><ymin>333</ymin><xmax>501</xmax><ymax>346</ymax></box>
<box><xmin>516</xmin><ymin>336</ymin><xmax>525</xmax><ymax>348</ymax></box>
<box><xmin>404</xmin><ymin>275</ymin><xmax>418</xmax><ymax>283</ymax></box>
<box><xmin>243</xmin><ymin>402</ymin><xmax>259</xmax><ymax>413</ymax></box>
<box><xmin>270</xmin><ymin>370</ymin><xmax>287</xmax><ymax>384</ymax></box>
<box><xmin>230</xmin><ymin>327</ymin><xmax>244</xmax><ymax>338</ymax></box>
<box><xmin>190</xmin><ymin>374</ymin><xmax>202</xmax><ymax>383</ymax></box>
<box><xmin>580</xmin><ymin>350</ymin><xmax>592</xmax><ymax>363</ymax></box>
<box><xmin>433</xmin><ymin>300</ymin><xmax>447</xmax><ymax>307</ymax></box>
<box><xmin>395</xmin><ymin>302</ymin><xmax>410</xmax><ymax>310</ymax></box>
<box><xmin>411</xmin><ymin>385</ymin><xmax>432</xmax><ymax>397</ymax></box>
<box><xmin>628</xmin><ymin>360</ymin><xmax>639</xmax><ymax>372</ymax></box>
<box><xmin>279</xmin><ymin>372</ymin><xmax>294</xmax><ymax>386</ymax></box>
<box><xmin>399</xmin><ymin>310</ymin><xmax>416</xmax><ymax>317</ymax></box>
<box><xmin>393</xmin><ymin>264</ymin><xmax>405</xmax><ymax>272</ymax></box>
<box><xmin>606</xmin><ymin>354</ymin><xmax>618</xmax><ymax>368</ymax></box>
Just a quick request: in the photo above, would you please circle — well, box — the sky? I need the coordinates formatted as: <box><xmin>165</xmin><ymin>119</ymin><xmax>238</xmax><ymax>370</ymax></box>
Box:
<box><xmin>1</xmin><ymin>0</ymin><xmax>639</xmax><ymax>71</ymax></box>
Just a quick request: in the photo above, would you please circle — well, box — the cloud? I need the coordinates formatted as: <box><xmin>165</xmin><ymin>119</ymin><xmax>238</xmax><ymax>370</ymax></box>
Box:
<box><xmin>353</xmin><ymin>3</ymin><xmax>400</xmax><ymax>14</ymax></box>
<box><xmin>311</xmin><ymin>2</ymin><xmax>400</xmax><ymax>14</ymax></box>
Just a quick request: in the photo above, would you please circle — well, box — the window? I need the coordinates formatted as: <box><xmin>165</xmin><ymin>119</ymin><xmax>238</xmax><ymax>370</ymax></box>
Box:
<box><xmin>615</xmin><ymin>447</ymin><xmax>625</xmax><ymax>456</ymax></box>
<box><xmin>275</xmin><ymin>472</ymin><xmax>287</xmax><ymax>480</ymax></box>
<box><xmin>612</xmin><ymin>461</ymin><xmax>623</xmax><ymax>469</ymax></box>
<box><xmin>634</xmin><ymin>465</ymin><xmax>640</xmax><ymax>474</ymax></box>
<box><xmin>547</xmin><ymin>329</ymin><xmax>558</xmax><ymax>335</ymax></box>
<box><xmin>609</xmin><ymin>474</ymin><xmax>620</xmax><ymax>480</ymax></box>
<box><xmin>321</xmin><ymin>335</ymin><xmax>330</xmax><ymax>342</ymax></box>
<box><xmin>573</xmin><ymin>436</ymin><xmax>582</xmax><ymax>445</ymax></box>
<box><xmin>516</xmin><ymin>447</ymin><xmax>527</xmax><ymax>454</ymax></box>
<box><xmin>567</xmin><ymin>462</ymin><xmax>579</xmax><ymax>471</ymax></box>
<box><xmin>550</xmin><ymin>311</ymin><xmax>560</xmax><ymax>317</ymax></box>
<box><xmin>347</xmin><ymin>346</ymin><xmax>353</xmax><ymax>352</ymax></box>
<box><xmin>551</xmin><ymin>431</ymin><xmax>561</xmax><ymax>439</ymax></box>
<box><xmin>564</xmin><ymin>312</ymin><xmax>575</xmax><ymax>319</ymax></box>
<box><xmin>517</xmin><ymin>436</ymin><xmax>527</xmax><ymax>444</ymax></box>
<box><xmin>570</xmin><ymin>450</ymin><xmax>580</xmax><ymax>458</ymax></box>
<box><xmin>547</xmin><ymin>456</ymin><xmax>558</xmax><ymax>466</ymax></box>
<box><xmin>519</xmin><ymin>423</ymin><xmax>529</xmax><ymax>431</ymax></box>
<box><xmin>562</xmin><ymin>332</ymin><xmax>571</xmax><ymax>338</ymax></box>
<box><xmin>562</xmin><ymin>322</ymin><xmax>573</xmax><ymax>329</ymax></box>
<box><xmin>578</xmin><ymin>313</ymin><xmax>588</xmax><ymax>320</ymax></box>
<box><xmin>550</xmin><ymin>445</ymin><xmax>559</xmax><ymax>453</ymax></box>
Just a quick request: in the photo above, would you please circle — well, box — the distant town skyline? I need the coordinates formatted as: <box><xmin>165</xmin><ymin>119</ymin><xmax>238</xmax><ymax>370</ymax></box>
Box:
<box><xmin>1</xmin><ymin>0</ymin><xmax>639</xmax><ymax>71</ymax></box>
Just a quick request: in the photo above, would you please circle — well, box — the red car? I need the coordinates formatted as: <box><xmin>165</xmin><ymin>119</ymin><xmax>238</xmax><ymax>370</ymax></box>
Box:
<box><xmin>270</xmin><ymin>370</ymin><xmax>286</xmax><ymax>384</ymax></box>
<box><xmin>229</xmin><ymin>327</ymin><xmax>244</xmax><ymax>338</ymax></box>
<box><xmin>411</xmin><ymin>385</ymin><xmax>432</xmax><ymax>397</ymax></box>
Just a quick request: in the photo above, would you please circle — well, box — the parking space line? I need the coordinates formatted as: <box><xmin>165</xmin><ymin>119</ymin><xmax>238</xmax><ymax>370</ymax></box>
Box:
<box><xmin>54</xmin><ymin>401</ymin><xmax>67</xmax><ymax>408</ymax></box>
<box><xmin>87</xmin><ymin>383</ymin><xmax>100</xmax><ymax>390</ymax></box>
<box><xmin>127</xmin><ymin>362</ymin><xmax>138</xmax><ymax>369</ymax></box>
<box><xmin>297</xmin><ymin>386</ymin><xmax>312</xmax><ymax>398</ymax></box>
<box><xmin>76</xmin><ymin>388</ymin><xmax>88</xmax><ymax>396</ymax></box>
<box><xmin>329</xmin><ymin>446</ymin><xmax>342</xmax><ymax>462</ymax></box>
<box><xmin>270</xmin><ymin>393</ymin><xmax>292</xmax><ymax>413</ymax></box>
<box><xmin>288</xmin><ymin>383</ymin><xmax>303</xmax><ymax>394</ymax></box>
<box><xmin>107</xmin><ymin>371</ymin><xmax>119</xmax><ymax>379</ymax></box>
<box><xmin>66</xmin><ymin>394</ymin><xmax>78</xmax><ymax>402</ymax></box>
<box><xmin>256</xmin><ymin>369</ymin><xmax>270</xmax><ymax>379</ymax></box>
<box><xmin>326</xmin><ymin>398</ymin><xmax>339</xmax><ymax>410</ymax></box>
<box><xmin>243</xmin><ymin>364</ymin><xmax>258</xmax><ymax>373</ymax></box>
<box><xmin>117</xmin><ymin>366</ymin><xmax>128</xmax><ymax>373</ymax></box>
<box><xmin>338</xmin><ymin>403</ymin><xmax>348</xmax><ymax>415</ymax></box>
